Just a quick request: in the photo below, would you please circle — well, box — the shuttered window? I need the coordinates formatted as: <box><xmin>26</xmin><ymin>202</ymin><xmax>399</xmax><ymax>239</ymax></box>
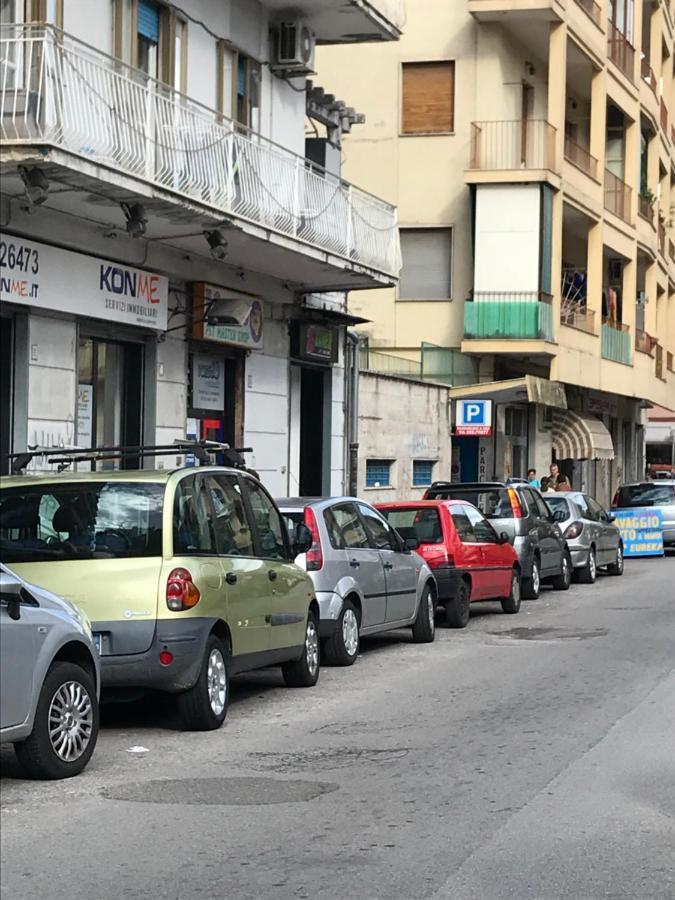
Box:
<box><xmin>399</xmin><ymin>228</ymin><xmax>452</xmax><ymax>301</ymax></box>
<box><xmin>402</xmin><ymin>61</ymin><xmax>455</xmax><ymax>135</ymax></box>
<box><xmin>138</xmin><ymin>0</ymin><xmax>161</xmax><ymax>43</ymax></box>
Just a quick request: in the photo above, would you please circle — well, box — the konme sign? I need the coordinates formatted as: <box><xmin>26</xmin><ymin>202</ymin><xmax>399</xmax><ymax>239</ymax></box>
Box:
<box><xmin>455</xmin><ymin>399</ymin><xmax>493</xmax><ymax>436</ymax></box>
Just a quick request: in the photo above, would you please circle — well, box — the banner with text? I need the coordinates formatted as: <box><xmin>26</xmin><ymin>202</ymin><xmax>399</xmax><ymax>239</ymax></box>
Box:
<box><xmin>612</xmin><ymin>507</ymin><xmax>664</xmax><ymax>557</ymax></box>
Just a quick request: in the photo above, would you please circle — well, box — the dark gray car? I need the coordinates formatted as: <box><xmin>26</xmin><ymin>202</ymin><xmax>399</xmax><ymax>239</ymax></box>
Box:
<box><xmin>424</xmin><ymin>482</ymin><xmax>571</xmax><ymax>599</ymax></box>
<box><xmin>544</xmin><ymin>493</ymin><xmax>624</xmax><ymax>583</ymax></box>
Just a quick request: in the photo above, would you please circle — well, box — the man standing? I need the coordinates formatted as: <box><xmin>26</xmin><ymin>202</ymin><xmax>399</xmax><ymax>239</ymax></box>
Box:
<box><xmin>527</xmin><ymin>468</ymin><xmax>540</xmax><ymax>488</ymax></box>
<box><xmin>550</xmin><ymin>461</ymin><xmax>572</xmax><ymax>491</ymax></box>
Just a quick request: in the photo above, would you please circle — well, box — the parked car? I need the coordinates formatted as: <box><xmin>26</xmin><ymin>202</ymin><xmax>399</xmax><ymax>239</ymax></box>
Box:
<box><xmin>0</xmin><ymin>564</ymin><xmax>100</xmax><ymax>779</ymax></box>
<box><xmin>376</xmin><ymin>500</ymin><xmax>521</xmax><ymax>628</ymax></box>
<box><xmin>613</xmin><ymin>481</ymin><xmax>675</xmax><ymax>547</ymax></box>
<box><xmin>0</xmin><ymin>468</ymin><xmax>318</xmax><ymax>731</ymax></box>
<box><xmin>276</xmin><ymin>497</ymin><xmax>437</xmax><ymax>665</ymax></box>
<box><xmin>424</xmin><ymin>482</ymin><xmax>572</xmax><ymax>599</ymax></box>
<box><xmin>544</xmin><ymin>493</ymin><xmax>624</xmax><ymax>583</ymax></box>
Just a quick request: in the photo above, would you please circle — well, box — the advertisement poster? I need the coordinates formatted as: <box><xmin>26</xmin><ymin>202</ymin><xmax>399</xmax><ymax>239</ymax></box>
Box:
<box><xmin>77</xmin><ymin>384</ymin><xmax>93</xmax><ymax>447</ymax></box>
<box><xmin>612</xmin><ymin>507</ymin><xmax>664</xmax><ymax>557</ymax></box>
<box><xmin>192</xmin><ymin>356</ymin><xmax>225</xmax><ymax>411</ymax></box>
<box><xmin>192</xmin><ymin>283</ymin><xmax>264</xmax><ymax>350</ymax></box>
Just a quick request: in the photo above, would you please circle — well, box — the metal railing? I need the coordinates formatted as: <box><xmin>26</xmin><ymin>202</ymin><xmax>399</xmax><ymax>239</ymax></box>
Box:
<box><xmin>638</xmin><ymin>193</ymin><xmax>655</xmax><ymax>224</ymax></box>
<box><xmin>608</xmin><ymin>22</ymin><xmax>635</xmax><ymax>80</ymax></box>
<box><xmin>573</xmin><ymin>0</ymin><xmax>602</xmax><ymax>26</ymax></box>
<box><xmin>601</xmin><ymin>318</ymin><xmax>632</xmax><ymax>365</ymax></box>
<box><xmin>661</xmin><ymin>98</ymin><xmax>669</xmax><ymax>134</ymax></box>
<box><xmin>560</xmin><ymin>268</ymin><xmax>595</xmax><ymax>333</ymax></box>
<box><xmin>564</xmin><ymin>136</ymin><xmax>598</xmax><ymax>179</ymax></box>
<box><xmin>658</xmin><ymin>220</ymin><xmax>666</xmax><ymax>255</ymax></box>
<box><xmin>359</xmin><ymin>347</ymin><xmax>421</xmax><ymax>379</ymax></box>
<box><xmin>640</xmin><ymin>58</ymin><xmax>658</xmax><ymax>97</ymax></box>
<box><xmin>635</xmin><ymin>328</ymin><xmax>657</xmax><ymax>356</ymax></box>
<box><xmin>0</xmin><ymin>24</ymin><xmax>401</xmax><ymax>277</ymax></box>
<box><xmin>464</xmin><ymin>291</ymin><xmax>554</xmax><ymax>342</ymax></box>
<box><xmin>604</xmin><ymin>169</ymin><xmax>632</xmax><ymax>222</ymax></box>
<box><xmin>469</xmin><ymin>120</ymin><xmax>556</xmax><ymax>171</ymax></box>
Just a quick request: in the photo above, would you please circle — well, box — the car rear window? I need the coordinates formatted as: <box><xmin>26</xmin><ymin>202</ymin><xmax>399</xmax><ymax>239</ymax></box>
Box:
<box><xmin>425</xmin><ymin>488</ymin><xmax>513</xmax><ymax>519</ymax></box>
<box><xmin>544</xmin><ymin>496</ymin><xmax>571</xmax><ymax>518</ymax></box>
<box><xmin>380</xmin><ymin>508</ymin><xmax>443</xmax><ymax>544</ymax></box>
<box><xmin>615</xmin><ymin>484</ymin><xmax>675</xmax><ymax>508</ymax></box>
<box><xmin>0</xmin><ymin>482</ymin><xmax>164</xmax><ymax>562</ymax></box>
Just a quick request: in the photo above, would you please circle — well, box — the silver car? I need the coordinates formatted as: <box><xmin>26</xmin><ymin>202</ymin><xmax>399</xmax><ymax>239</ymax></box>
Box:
<box><xmin>544</xmin><ymin>493</ymin><xmax>624</xmax><ymax>583</ymax></box>
<box><xmin>277</xmin><ymin>497</ymin><xmax>437</xmax><ymax>665</ymax></box>
<box><xmin>0</xmin><ymin>564</ymin><xmax>100</xmax><ymax>779</ymax></box>
<box><xmin>613</xmin><ymin>481</ymin><xmax>675</xmax><ymax>547</ymax></box>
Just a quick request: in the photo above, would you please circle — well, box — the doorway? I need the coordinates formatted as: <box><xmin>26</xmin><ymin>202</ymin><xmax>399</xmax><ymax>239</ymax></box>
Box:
<box><xmin>299</xmin><ymin>367</ymin><xmax>330</xmax><ymax>497</ymax></box>
<box><xmin>0</xmin><ymin>318</ymin><xmax>13</xmax><ymax>475</ymax></box>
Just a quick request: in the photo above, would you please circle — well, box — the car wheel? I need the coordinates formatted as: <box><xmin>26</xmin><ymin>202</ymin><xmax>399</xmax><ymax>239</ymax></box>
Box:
<box><xmin>411</xmin><ymin>584</ymin><xmax>436</xmax><ymax>643</ymax></box>
<box><xmin>551</xmin><ymin>551</ymin><xmax>572</xmax><ymax>591</ymax></box>
<box><xmin>15</xmin><ymin>661</ymin><xmax>99</xmax><ymax>780</ymax></box>
<box><xmin>444</xmin><ymin>579</ymin><xmax>470</xmax><ymax>629</ymax></box>
<box><xmin>282</xmin><ymin>610</ymin><xmax>320</xmax><ymax>687</ymax></box>
<box><xmin>177</xmin><ymin>634</ymin><xmax>229</xmax><ymax>731</ymax></box>
<box><xmin>522</xmin><ymin>557</ymin><xmax>541</xmax><ymax>600</ymax></box>
<box><xmin>577</xmin><ymin>546</ymin><xmax>597</xmax><ymax>584</ymax></box>
<box><xmin>323</xmin><ymin>600</ymin><xmax>360</xmax><ymax>667</ymax></box>
<box><xmin>501</xmin><ymin>569</ymin><xmax>522</xmax><ymax>615</ymax></box>
<box><xmin>606</xmin><ymin>542</ymin><xmax>624</xmax><ymax>576</ymax></box>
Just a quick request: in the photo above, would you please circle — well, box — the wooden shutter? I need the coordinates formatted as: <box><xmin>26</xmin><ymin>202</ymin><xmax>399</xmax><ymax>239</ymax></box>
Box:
<box><xmin>402</xmin><ymin>61</ymin><xmax>454</xmax><ymax>135</ymax></box>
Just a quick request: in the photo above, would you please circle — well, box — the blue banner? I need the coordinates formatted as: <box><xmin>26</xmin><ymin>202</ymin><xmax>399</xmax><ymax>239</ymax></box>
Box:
<box><xmin>612</xmin><ymin>507</ymin><xmax>664</xmax><ymax>558</ymax></box>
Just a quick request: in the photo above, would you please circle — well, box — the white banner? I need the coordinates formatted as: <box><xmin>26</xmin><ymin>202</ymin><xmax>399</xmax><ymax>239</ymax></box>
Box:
<box><xmin>0</xmin><ymin>236</ymin><xmax>168</xmax><ymax>331</ymax></box>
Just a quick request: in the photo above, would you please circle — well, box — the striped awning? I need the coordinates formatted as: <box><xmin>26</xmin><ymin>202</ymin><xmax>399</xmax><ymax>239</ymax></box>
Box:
<box><xmin>552</xmin><ymin>410</ymin><xmax>614</xmax><ymax>461</ymax></box>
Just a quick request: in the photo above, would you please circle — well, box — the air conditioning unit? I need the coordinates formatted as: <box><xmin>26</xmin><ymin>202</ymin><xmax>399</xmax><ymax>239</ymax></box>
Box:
<box><xmin>272</xmin><ymin>21</ymin><xmax>316</xmax><ymax>75</ymax></box>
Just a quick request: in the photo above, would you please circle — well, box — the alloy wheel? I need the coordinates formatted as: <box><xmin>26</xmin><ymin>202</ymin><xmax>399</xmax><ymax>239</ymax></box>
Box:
<box><xmin>342</xmin><ymin>608</ymin><xmax>359</xmax><ymax>657</ymax></box>
<box><xmin>532</xmin><ymin>562</ymin><xmax>540</xmax><ymax>595</ymax></box>
<box><xmin>306</xmin><ymin>619</ymin><xmax>319</xmax><ymax>677</ymax></box>
<box><xmin>207</xmin><ymin>648</ymin><xmax>227</xmax><ymax>716</ymax></box>
<box><xmin>589</xmin><ymin>550</ymin><xmax>596</xmax><ymax>581</ymax></box>
<box><xmin>48</xmin><ymin>681</ymin><xmax>94</xmax><ymax>762</ymax></box>
<box><xmin>427</xmin><ymin>592</ymin><xmax>435</xmax><ymax>633</ymax></box>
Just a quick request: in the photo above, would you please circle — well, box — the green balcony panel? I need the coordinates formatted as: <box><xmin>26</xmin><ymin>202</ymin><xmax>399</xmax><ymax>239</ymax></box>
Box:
<box><xmin>464</xmin><ymin>299</ymin><xmax>553</xmax><ymax>341</ymax></box>
<box><xmin>601</xmin><ymin>323</ymin><xmax>632</xmax><ymax>365</ymax></box>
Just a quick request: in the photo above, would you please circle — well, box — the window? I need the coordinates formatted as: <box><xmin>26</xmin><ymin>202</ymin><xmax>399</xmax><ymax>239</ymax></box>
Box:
<box><xmin>616</xmin><ymin>484</ymin><xmax>675</xmax><ymax>507</ymax></box>
<box><xmin>366</xmin><ymin>460</ymin><xmax>392</xmax><ymax>488</ymax></box>
<box><xmin>412</xmin><ymin>460</ymin><xmax>435</xmax><ymax>487</ymax></box>
<box><xmin>216</xmin><ymin>41</ymin><xmax>235</xmax><ymax>118</ymax></box>
<box><xmin>330</xmin><ymin>504</ymin><xmax>369</xmax><ymax>549</ymax></box>
<box><xmin>464</xmin><ymin>505</ymin><xmax>499</xmax><ymax>544</ymax></box>
<box><xmin>382</xmin><ymin>508</ymin><xmax>443</xmax><ymax>545</ymax></box>
<box><xmin>399</xmin><ymin>229</ymin><xmax>452</xmax><ymax>301</ymax></box>
<box><xmin>136</xmin><ymin>0</ymin><xmax>161</xmax><ymax>78</ymax></box>
<box><xmin>205</xmin><ymin>475</ymin><xmax>254</xmax><ymax>556</ymax></box>
<box><xmin>401</xmin><ymin>61</ymin><xmax>455</xmax><ymax>135</ymax></box>
<box><xmin>587</xmin><ymin>498</ymin><xmax>608</xmax><ymax>522</ymax></box>
<box><xmin>427</xmin><ymin>487</ymin><xmax>514</xmax><ymax>519</ymax></box>
<box><xmin>173</xmin><ymin>15</ymin><xmax>187</xmax><ymax>92</ymax></box>
<box><xmin>113</xmin><ymin>0</ymin><xmax>185</xmax><ymax>87</ymax></box>
<box><xmin>323</xmin><ymin>508</ymin><xmax>345</xmax><ymax>550</ymax></box>
<box><xmin>243</xmin><ymin>479</ymin><xmax>287</xmax><ymax>560</ymax></box>
<box><xmin>450</xmin><ymin>510</ymin><xmax>477</xmax><ymax>543</ymax></box>
<box><xmin>357</xmin><ymin>504</ymin><xmax>398</xmax><ymax>551</ymax></box>
<box><xmin>235</xmin><ymin>52</ymin><xmax>261</xmax><ymax>130</ymax></box>
<box><xmin>174</xmin><ymin>476</ymin><xmax>215</xmax><ymax>555</ymax></box>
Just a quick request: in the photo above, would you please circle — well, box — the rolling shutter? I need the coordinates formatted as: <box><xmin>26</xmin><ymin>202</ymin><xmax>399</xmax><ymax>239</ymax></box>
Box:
<box><xmin>399</xmin><ymin>229</ymin><xmax>452</xmax><ymax>300</ymax></box>
<box><xmin>402</xmin><ymin>61</ymin><xmax>455</xmax><ymax>135</ymax></box>
<box><xmin>138</xmin><ymin>0</ymin><xmax>160</xmax><ymax>43</ymax></box>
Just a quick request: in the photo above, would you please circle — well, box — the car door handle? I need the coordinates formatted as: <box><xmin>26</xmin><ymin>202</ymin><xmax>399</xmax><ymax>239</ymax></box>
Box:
<box><xmin>383</xmin><ymin>562</ymin><xmax>394</xmax><ymax>570</ymax></box>
<box><xmin>225</xmin><ymin>572</ymin><xmax>238</xmax><ymax>586</ymax></box>
<box><xmin>350</xmin><ymin>559</ymin><xmax>360</xmax><ymax>568</ymax></box>
<box><xmin>268</xmin><ymin>570</ymin><xmax>278</xmax><ymax>582</ymax></box>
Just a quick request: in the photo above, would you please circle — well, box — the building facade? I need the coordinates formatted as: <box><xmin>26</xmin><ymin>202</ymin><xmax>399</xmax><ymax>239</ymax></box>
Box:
<box><xmin>0</xmin><ymin>0</ymin><xmax>403</xmax><ymax>495</ymax></box>
<box><xmin>318</xmin><ymin>0</ymin><xmax>675</xmax><ymax>506</ymax></box>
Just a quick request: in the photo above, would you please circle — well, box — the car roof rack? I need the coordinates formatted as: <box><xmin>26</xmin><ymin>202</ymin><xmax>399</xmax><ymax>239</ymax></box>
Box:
<box><xmin>4</xmin><ymin>440</ymin><xmax>254</xmax><ymax>475</ymax></box>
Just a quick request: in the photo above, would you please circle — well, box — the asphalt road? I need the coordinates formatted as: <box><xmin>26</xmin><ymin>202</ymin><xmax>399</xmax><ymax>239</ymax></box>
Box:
<box><xmin>2</xmin><ymin>555</ymin><xmax>674</xmax><ymax>900</ymax></box>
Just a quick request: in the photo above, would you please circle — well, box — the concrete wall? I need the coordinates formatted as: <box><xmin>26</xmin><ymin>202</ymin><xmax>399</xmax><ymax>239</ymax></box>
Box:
<box><xmin>358</xmin><ymin>372</ymin><xmax>452</xmax><ymax>503</ymax></box>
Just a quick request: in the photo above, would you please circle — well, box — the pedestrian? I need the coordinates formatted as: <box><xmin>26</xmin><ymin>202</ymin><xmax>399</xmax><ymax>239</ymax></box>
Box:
<box><xmin>527</xmin><ymin>468</ymin><xmax>540</xmax><ymax>488</ymax></box>
<box><xmin>540</xmin><ymin>476</ymin><xmax>556</xmax><ymax>494</ymax></box>
<box><xmin>555</xmin><ymin>473</ymin><xmax>572</xmax><ymax>492</ymax></box>
<box><xmin>549</xmin><ymin>462</ymin><xmax>571</xmax><ymax>490</ymax></box>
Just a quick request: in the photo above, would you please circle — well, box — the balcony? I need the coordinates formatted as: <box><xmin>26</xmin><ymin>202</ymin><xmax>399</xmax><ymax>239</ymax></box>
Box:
<box><xmin>669</xmin><ymin>239</ymin><xmax>675</xmax><ymax>263</ymax></box>
<box><xmin>469</xmin><ymin>120</ymin><xmax>556</xmax><ymax>172</ymax></box>
<box><xmin>601</xmin><ymin>319</ymin><xmax>632</xmax><ymax>365</ymax></box>
<box><xmin>638</xmin><ymin>193</ymin><xmax>655</xmax><ymax>225</ymax></box>
<box><xmin>640</xmin><ymin>59</ymin><xmax>659</xmax><ymax>97</ymax></box>
<box><xmin>608</xmin><ymin>23</ymin><xmax>635</xmax><ymax>81</ymax></box>
<box><xmin>265</xmin><ymin>0</ymin><xmax>405</xmax><ymax>41</ymax></box>
<box><xmin>572</xmin><ymin>0</ymin><xmax>602</xmax><ymax>26</ymax></box>
<box><xmin>656</xmin><ymin>343</ymin><xmax>665</xmax><ymax>380</ymax></box>
<box><xmin>564</xmin><ymin>136</ymin><xmax>598</xmax><ymax>179</ymax></box>
<box><xmin>464</xmin><ymin>292</ymin><xmax>554</xmax><ymax>341</ymax></box>
<box><xmin>468</xmin><ymin>1</ymin><xmax>565</xmax><ymax>23</ymax></box>
<box><xmin>658</xmin><ymin>220</ymin><xmax>666</xmax><ymax>255</ymax></box>
<box><xmin>661</xmin><ymin>98</ymin><xmax>669</xmax><ymax>135</ymax></box>
<box><xmin>635</xmin><ymin>328</ymin><xmax>657</xmax><ymax>356</ymax></box>
<box><xmin>0</xmin><ymin>25</ymin><xmax>400</xmax><ymax>289</ymax></box>
<box><xmin>604</xmin><ymin>170</ymin><xmax>632</xmax><ymax>223</ymax></box>
<box><xmin>560</xmin><ymin>268</ymin><xmax>596</xmax><ymax>333</ymax></box>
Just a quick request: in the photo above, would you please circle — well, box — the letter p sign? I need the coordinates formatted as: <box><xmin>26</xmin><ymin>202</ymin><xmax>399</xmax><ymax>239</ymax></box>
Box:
<box><xmin>465</xmin><ymin>403</ymin><xmax>482</xmax><ymax>423</ymax></box>
<box><xmin>455</xmin><ymin>399</ymin><xmax>493</xmax><ymax>436</ymax></box>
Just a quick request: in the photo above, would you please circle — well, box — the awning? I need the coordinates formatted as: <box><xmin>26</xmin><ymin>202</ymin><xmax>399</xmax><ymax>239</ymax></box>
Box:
<box><xmin>448</xmin><ymin>375</ymin><xmax>567</xmax><ymax>409</ymax></box>
<box><xmin>552</xmin><ymin>410</ymin><xmax>614</xmax><ymax>461</ymax></box>
<box><xmin>296</xmin><ymin>307</ymin><xmax>370</xmax><ymax>327</ymax></box>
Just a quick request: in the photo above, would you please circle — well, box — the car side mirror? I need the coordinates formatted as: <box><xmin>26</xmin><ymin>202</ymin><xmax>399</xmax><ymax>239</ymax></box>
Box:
<box><xmin>498</xmin><ymin>532</ymin><xmax>510</xmax><ymax>545</ymax></box>
<box><xmin>404</xmin><ymin>536</ymin><xmax>420</xmax><ymax>551</ymax></box>
<box><xmin>607</xmin><ymin>513</ymin><xmax>616</xmax><ymax>523</ymax></box>
<box><xmin>0</xmin><ymin>571</ymin><xmax>23</xmax><ymax>621</ymax></box>
<box><xmin>292</xmin><ymin>523</ymin><xmax>313</xmax><ymax>557</ymax></box>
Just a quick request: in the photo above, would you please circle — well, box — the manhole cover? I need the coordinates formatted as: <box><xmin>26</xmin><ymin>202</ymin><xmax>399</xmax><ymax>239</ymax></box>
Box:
<box><xmin>495</xmin><ymin>626</ymin><xmax>608</xmax><ymax>641</ymax></box>
<box><xmin>102</xmin><ymin>777</ymin><xmax>338</xmax><ymax>806</ymax></box>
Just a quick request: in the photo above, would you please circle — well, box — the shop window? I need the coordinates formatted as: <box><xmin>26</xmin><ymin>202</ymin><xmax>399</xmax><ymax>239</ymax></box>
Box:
<box><xmin>399</xmin><ymin>229</ymin><xmax>452</xmax><ymax>300</ymax></box>
<box><xmin>365</xmin><ymin>460</ymin><xmax>392</xmax><ymax>488</ymax></box>
<box><xmin>401</xmin><ymin>61</ymin><xmax>455</xmax><ymax>135</ymax></box>
<box><xmin>412</xmin><ymin>460</ymin><xmax>435</xmax><ymax>487</ymax></box>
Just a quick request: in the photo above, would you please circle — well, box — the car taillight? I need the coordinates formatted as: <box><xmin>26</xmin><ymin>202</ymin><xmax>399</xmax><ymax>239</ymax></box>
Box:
<box><xmin>564</xmin><ymin>521</ymin><xmax>584</xmax><ymax>540</ymax></box>
<box><xmin>166</xmin><ymin>567</ymin><xmax>200</xmax><ymax>611</ymax></box>
<box><xmin>507</xmin><ymin>488</ymin><xmax>523</xmax><ymax>519</ymax></box>
<box><xmin>419</xmin><ymin>545</ymin><xmax>455</xmax><ymax>569</ymax></box>
<box><xmin>304</xmin><ymin>507</ymin><xmax>324</xmax><ymax>572</ymax></box>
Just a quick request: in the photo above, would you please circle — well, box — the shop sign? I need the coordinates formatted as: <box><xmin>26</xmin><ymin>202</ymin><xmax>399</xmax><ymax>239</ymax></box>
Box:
<box><xmin>77</xmin><ymin>384</ymin><xmax>93</xmax><ymax>447</ymax></box>
<box><xmin>0</xmin><ymin>236</ymin><xmax>168</xmax><ymax>330</ymax></box>
<box><xmin>611</xmin><ymin>507</ymin><xmax>664</xmax><ymax>557</ymax></box>
<box><xmin>192</xmin><ymin>283</ymin><xmax>263</xmax><ymax>350</ymax></box>
<box><xmin>456</xmin><ymin>399</ymin><xmax>493</xmax><ymax>436</ymax></box>
<box><xmin>192</xmin><ymin>356</ymin><xmax>225</xmax><ymax>411</ymax></box>
<box><xmin>478</xmin><ymin>443</ymin><xmax>489</xmax><ymax>482</ymax></box>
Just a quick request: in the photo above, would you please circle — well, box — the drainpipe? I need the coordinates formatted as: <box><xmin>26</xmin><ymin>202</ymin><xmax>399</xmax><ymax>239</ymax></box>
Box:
<box><xmin>346</xmin><ymin>329</ymin><xmax>360</xmax><ymax>497</ymax></box>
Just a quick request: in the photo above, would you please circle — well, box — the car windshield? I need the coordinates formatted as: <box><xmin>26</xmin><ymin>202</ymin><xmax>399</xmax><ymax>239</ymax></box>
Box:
<box><xmin>615</xmin><ymin>484</ymin><xmax>675</xmax><ymax>508</ymax></box>
<box><xmin>426</xmin><ymin>487</ymin><xmax>513</xmax><ymax>519</ymax></box>
<box><xmin>0</xmin><ymin>482</ymin><xmax>165</xmax><ymax>562</ymax></box>
<box><xmin>280</xmin><ymin>511</ymin><xmax>303</xmax><ymax>542</ymax></box>
<box><xmin>380</xmin><ymin>508</ymin><xmax>443</xmax><ymax>544</ymax></box>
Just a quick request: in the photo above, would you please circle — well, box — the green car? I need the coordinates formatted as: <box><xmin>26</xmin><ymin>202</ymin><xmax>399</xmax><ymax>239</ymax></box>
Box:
<box><xmin>0</xmin><ymin>467</ymin><xmax>319</xmax><ymax>731</ymax></box>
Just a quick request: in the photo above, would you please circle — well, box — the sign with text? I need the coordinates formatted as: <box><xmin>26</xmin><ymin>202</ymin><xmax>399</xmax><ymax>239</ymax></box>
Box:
<box><xmin>456</xmin><ymin>399</ymin><xmax>493</xmax><ymax>436</ymax></box>
<box><xmin>612</xmin><ymin>507</ymin><xmax>664</xmax><ymax>557</ymax></box>
<box><xmin>77</xmin><ymin>384</ymin><xmax>93</xmax><ymax>447</ymax></box>
<box><xmin>0</xmin><ymin>236</ymin><xmax>168</xmax><ymax>330</ymax></box>
<box><xmin>192</xmin><ymin>283</ymin><xmax>263</xmax><ymax>350</ymax></box>
<box><xmin>192</xmin><ymin>355</ymin><xmax>225</xmax><ymax>411</ymax></box>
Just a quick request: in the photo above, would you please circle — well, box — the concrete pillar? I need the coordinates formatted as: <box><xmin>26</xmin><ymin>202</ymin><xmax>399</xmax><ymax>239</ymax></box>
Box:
<box><xmin>645</xmin><ymin>260</ymin><xmax>658</xmax><ymax>333</ymax></box>
<box><xmin>586</xmin><ymin>219</ymin><xmax>604</xmax><ymax>334</ymax></box>
<box><xmin>624</xmin><ymin>115</ymin><xmax>640</xmax><ymax>223</ymax></box>
<box><xmin>590</xmin><ymin>67</ymin><xmax>606</xmax><ymax>181</ymax></box>
<box><xmin>622</xmin><ymin>254</ymin><xmax>637</xmax><ymax>339</ymax></box>
<box><xmin>547</xmin><ymin>23</ymin><xmax>567</xmax><ymax>338</ymax></box>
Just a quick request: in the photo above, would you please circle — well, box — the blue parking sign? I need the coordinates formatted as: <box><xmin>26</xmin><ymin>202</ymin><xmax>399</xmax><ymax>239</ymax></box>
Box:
<box><xmin>456</xmin><ymin>399</ymin><xmax>493</xmax><ymax>436</ymax></box>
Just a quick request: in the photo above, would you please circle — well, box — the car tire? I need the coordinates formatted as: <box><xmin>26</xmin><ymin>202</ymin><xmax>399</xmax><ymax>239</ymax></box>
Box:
<box><xmin>551</xmin><ymin>551</ymin><xmax>572</xmax><ymax>591</ymax></box>
<box><xmin>323</xmin><ymin>600</ymin><xmax>360</xmax><ymax>666</ymax></box>
<box><xmin>15</xmin><ymin>661</ymin><xmax>99</xmax><ymax>780</ymax></box>
<box><xmin>411</xmin><ymin>584</ymin><xmax>436</xmax><ymax>643</ymax></box>
<box><xmin>577</xmin><ymin>546</ymin><xmax>597</xmax><ymax>584</ymax></box>
<box><xmin>501</xmin><ymin>569</ymin><xmax>522</xmax><ymax>615</ymax></box>
<box><xmin>176</xmin><ymin>634</ymin><xmax>230</xmax><ymax>731</ymax></box>
<box><xmin>444</xmin><ymin>580</ymin><xmax>470</xmax><ymax>629</ymax></box>
<box><xmin>282</xmin><ymin>610</ymin><xmax>320</xmax><ymax>687</ymax></box>
<box><xmin>522</xmin><ymin>557</ymin><xmax>541</xmax><ymax>600</ymax></box>
<box><xmin>606</xmin><ymin>542</ymin><xmax>624</xmax><ymax>576</ymax></box>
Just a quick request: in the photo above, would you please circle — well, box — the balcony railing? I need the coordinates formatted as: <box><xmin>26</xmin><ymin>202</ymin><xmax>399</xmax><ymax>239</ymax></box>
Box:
<box><xmin>560</xmin><ymin>268</ymin><xmax>595</xmax><ymax>333</ymax></box>
<box><xmin>656</xmin><ymin>343</ymin><xmax>665</xmax><ymax>380</ymax></box>
<box><xmin>667</xmin><ymin>351</ymin><xmax>674</xmax><ymax>373</ymax></box>
<box><xmin>658</xmin><ymin>220</ymin><xmax>666</xmax><ymax>255</ymax></box>
<box><xmin>608</xmin><ymin>23</ymin><xmax>635</xmax><ymax>80</ymax></box>
<box><xmin>635</xmin><ymin>328</ymin><xmax>657</xmax><ymax>356</ymax></box>
<box><xmin>604</xmin><ymin>170</ymin><xmax>632</xmax><ymax>222</ymax></box>
<box><xmin>601</xmin><ymin>319</ymin><xmax>632</xmax><ymax>365</ymax></box>
<box><xmin>661</xmin><ymin>98</ymin><xmax>669</xmax><ymax>134</ymax></box>
<box><xmin>638</xmin><ymin>194</ymin><xmax>655</xmax><ymax>224</ymax></box>
<box><xmin>0</xmin><ymin>24</ymin><xmax>400</xmax><ymax>277</ymax></box>
<box><xmin>573</xmin><ymin>0</ymin><xmax>602</xmax><ymax>26</ymax></box>
<box><xmin>469</xmin><ymin>120</ymin><xmax>556</xmax><ymax>171</ymax></box>
<box><xmin>464</xmin><ymin>292</ymin><xmax>554</xmax><ymax>341</ymax></box>
<box><xmin>564</xmin><ymin>136</ymin><xmax>598</xmax><ymax>179</ymax></box>
<box><xmin>640</xmin><ymin>58</ymin><xmax>658</xmax><ymax>97</ymax></box>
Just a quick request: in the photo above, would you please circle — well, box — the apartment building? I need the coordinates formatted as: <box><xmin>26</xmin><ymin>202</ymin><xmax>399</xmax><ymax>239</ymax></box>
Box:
<box><xmin>0</xmin><ymin>0</ymin><xmax>403</xmax><ymax>495</ymax></box>
<box><xmin>318</xmin><ymin>0</ymin><xmax>675</xmax><ymax>505</ymax></box>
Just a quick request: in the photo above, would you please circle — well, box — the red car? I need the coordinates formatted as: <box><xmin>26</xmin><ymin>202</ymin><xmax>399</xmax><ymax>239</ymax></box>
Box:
<box><xmin>376</xmin><ymin>500</ymin><xmax>521</xmax><ymax>628</ymax></box>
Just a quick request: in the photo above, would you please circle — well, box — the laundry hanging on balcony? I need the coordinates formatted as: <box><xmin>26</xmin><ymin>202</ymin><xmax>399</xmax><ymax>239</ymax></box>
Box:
<box><xmin>552</xmin><ymin>410</ymin><xmax>614</xmax><ymax>461</ymax></box>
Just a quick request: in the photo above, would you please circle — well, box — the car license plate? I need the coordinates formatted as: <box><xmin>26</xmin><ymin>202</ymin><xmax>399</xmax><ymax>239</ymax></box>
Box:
<box><xmin>93</xmin><ymin>634</ymin><xmax>102</xmax><ymax>654</ymax></box>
